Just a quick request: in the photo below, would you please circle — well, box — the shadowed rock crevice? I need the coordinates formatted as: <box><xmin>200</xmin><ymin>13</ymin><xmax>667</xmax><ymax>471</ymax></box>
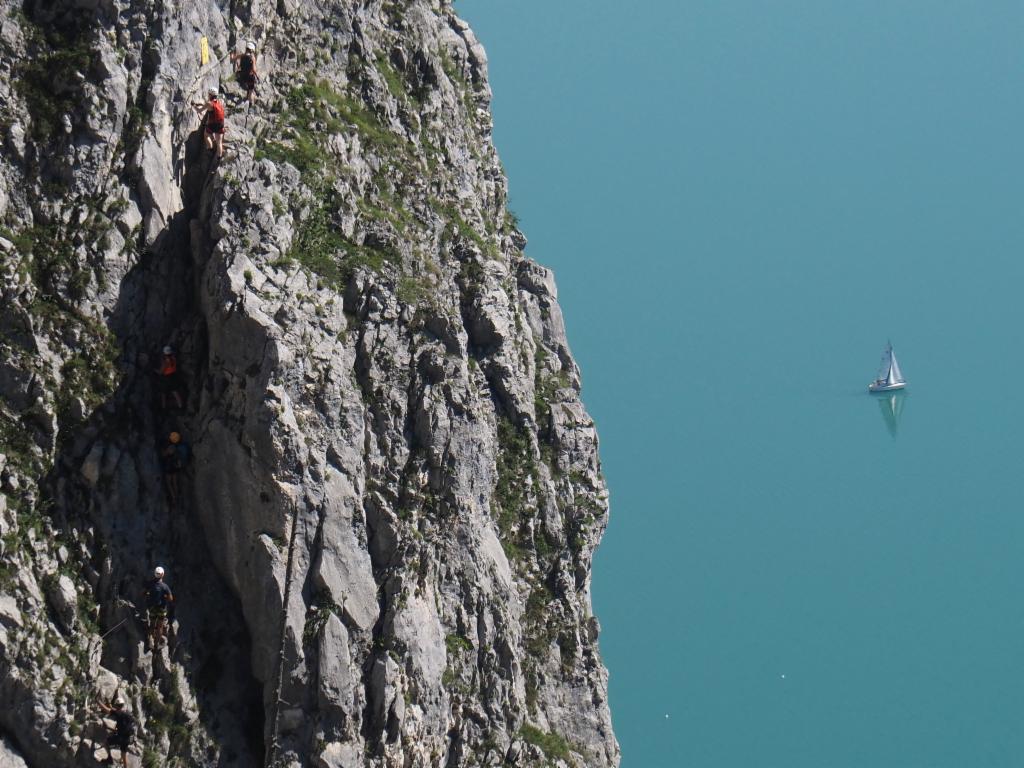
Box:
<box><xmin>63</xmin><ymin>130</ymin><xmax>263</xmax><ymax>765</ymax></box>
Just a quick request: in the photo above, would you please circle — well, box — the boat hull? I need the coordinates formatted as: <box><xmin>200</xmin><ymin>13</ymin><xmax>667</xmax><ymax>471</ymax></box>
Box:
<box><xmin>868</xmin><ymin>382</ymin><xmax>906</xmax><ymax>393</ymax></box>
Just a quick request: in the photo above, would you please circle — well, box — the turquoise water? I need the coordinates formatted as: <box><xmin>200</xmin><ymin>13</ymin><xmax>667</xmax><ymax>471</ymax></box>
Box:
<box><xmin>457</xmin><ymin>2</ymin><xmax>1024</xmax><ymax>766</ymax></box>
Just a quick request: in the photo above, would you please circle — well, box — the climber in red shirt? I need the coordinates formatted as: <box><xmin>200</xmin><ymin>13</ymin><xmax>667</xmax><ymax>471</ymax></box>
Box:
<box><xmin>154</xmin><ymin>345</ymin><xmax>184</xmax><ymax>410</ymax></box>
<box><xmin>193</xmin><ymin>88</ymin><xmax>225</xmax><ymax>158</ymax></box>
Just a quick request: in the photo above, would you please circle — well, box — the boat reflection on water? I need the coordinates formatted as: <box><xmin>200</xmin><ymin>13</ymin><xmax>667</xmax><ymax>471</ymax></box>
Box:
<box><xmin>877</xmin><ymin>392</ymin><xmax>906</xmax><ymax>438</ymax></box>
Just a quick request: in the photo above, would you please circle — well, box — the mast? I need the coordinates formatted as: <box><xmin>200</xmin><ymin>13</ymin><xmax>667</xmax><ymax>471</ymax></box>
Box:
<box><xmin>878</xmin><ymin>344</ymin><xmax>892</xmax><ymax>383</ymax></box>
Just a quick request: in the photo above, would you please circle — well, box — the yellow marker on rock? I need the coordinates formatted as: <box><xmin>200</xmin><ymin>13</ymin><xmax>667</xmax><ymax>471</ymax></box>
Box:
<box><xmin>200</xmin><ymin>36</ymin><xmax>209</xmax><ymax>65</ymax></box>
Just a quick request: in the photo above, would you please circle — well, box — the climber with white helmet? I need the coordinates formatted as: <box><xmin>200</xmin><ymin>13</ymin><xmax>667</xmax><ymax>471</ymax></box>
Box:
<box><xmin>230</xmin><ymin>40</ymin><xmax>260</xmax><ymax>102</ymax></box>
<box><xmin>145</xmin><ymin>566</ymin><xmax>174</xmax><ymax>649</ymax></box>
<box><xmin>95</xmin><ymin>695</ymin><xmax>134</xmax><ymax>766</ymax></box>
<box><xmin>192</xmin><ymin>87</ymin><xmax>226</xmax><ymax>157</ymax></box>
<box><xmin>153</xmin><ymin>344</ymin><xmax>183</xmax><ymax>410</ymax></box>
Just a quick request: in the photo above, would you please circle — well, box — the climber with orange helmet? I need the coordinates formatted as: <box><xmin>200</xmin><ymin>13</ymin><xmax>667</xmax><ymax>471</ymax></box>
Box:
<box><xmin>160</xmin><ymin>431</ymin><xmax>191</xmax><ymax>505</ymax></box>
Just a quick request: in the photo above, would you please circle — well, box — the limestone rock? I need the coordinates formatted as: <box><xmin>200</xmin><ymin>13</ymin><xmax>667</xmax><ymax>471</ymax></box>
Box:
<box><xmin>0</xmin><ymin>0</ymin><xmax>618</xmax><ymax>765</ymax></box>
<box><xmin>316</xmin><ymin>741</ymin><xmax>362</xmax><ymax>768</ymax></box>
<box><xmin>46</xmin><ymin>575</ymin><xmax>78</xmax><ymax>632</ymax></box>
<box><xmin>317</xmin><ymin>613</ymin><xmax>355</xmax><ymax>720</ymax></box>
<box><xmin>0</xmin><ymin>735</ymin><xmax>28</xmax><ymax>768</ymax></box>
<box><xmin>0</xmin><ymin>596</ymin><xmax>20</xmax><ymax>630</ymax></box>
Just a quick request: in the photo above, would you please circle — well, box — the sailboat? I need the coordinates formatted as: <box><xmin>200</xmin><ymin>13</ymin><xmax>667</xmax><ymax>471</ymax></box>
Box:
<box><xmin>868</xmin><ymin>342</ymin><xmax>906</xmax><ymax>392</ymax></box>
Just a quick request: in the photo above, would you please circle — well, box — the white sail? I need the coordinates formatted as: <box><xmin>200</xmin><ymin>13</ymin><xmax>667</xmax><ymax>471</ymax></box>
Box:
<box><xmin>888</xmin><ymin>348</ymin><xmax>904</xmax><ymax>383</ymax></box>
<box><xmin>885</xmin><ymin>354</ymin><xmax>897</xmax><ymax>385</ymax></box>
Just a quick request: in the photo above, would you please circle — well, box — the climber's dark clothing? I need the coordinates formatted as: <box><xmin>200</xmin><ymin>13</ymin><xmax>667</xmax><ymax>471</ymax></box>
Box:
<box><xmin>107</xmin><ymin>710</ymin><xmax>134</xmax><ymax>747</ymax></box>
<box><xmin>161</xmin><ymin>442</ymin><xmax>191</xmax><ymax>475</ymax></box>
<box><xmin>157</xmin><ymin>371</ymin><xmax>181</xmax><ymax>395</ymax></box>
<box><xmin>146</xmin><ymin>579</ymin><xmax>173</xmax><ymax>611</ymax></box>
<box><xmin>237</xmin><ymin>54</ymin><xmax>257</xmax><ymax>90</ymax></box>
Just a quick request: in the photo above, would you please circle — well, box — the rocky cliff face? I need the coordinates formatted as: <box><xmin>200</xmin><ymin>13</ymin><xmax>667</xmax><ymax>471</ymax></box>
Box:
<box><xmin>0</xmin><ymin>1</ymin><xmax>618</xmax><ymax>766</ymax></box>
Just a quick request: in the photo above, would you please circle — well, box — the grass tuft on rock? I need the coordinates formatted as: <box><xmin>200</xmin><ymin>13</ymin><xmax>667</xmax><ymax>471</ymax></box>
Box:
<box><xmin>519</xmin><ymin>724</ymin><xmax>574</xmax><ymax>762</ymax></box>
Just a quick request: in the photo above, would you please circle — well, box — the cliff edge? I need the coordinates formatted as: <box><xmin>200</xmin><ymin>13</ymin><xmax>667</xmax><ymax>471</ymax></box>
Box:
<box><xmin>0</xmin><ymin>1</ymin><xmax>618</xmax><ymax>765</ymax></box>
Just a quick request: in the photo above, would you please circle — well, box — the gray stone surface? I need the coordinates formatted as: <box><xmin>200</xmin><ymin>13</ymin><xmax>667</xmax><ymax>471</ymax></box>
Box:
<box><xmin>46</xmin><ymin>574</ymin><xmax>78</xmax><ymax>632</ymax></box>
<box><xmin>0</xmin><ymin>596</ymin><xmax>21</xmax><ymax>630</ymax></box>
<box><xmin>0</xmin><ymin>0</ymin><xmax>618</xmax><ymax>765</ymax></box>
<box><xmin>0</xmin><ymin>736</ymin><xmax>28</xmax><ymax>768</ymax></box>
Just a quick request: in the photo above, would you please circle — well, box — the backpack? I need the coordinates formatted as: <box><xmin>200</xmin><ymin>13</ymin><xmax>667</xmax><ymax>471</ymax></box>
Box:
<box><xmin>209</xmin><ymin>99</ymin><xmax>225</xmax><ymax>123</ymax></box>
<box><xmin>146</xmin><ymin>580</ymin><xmax>171</xmax><ymax>609</ymax></box>
<box><xmin>114</xmin><ymin>711</ymin><xmax>135</xmax><ymax>740</ymax></box>
<box><xmin>173</xmin><ymin>442</ymin><xmax>191</xmax><ymax>471</ymax></box>
<box><xmin>240</xmin><ymin>54</ymin><xmax>255</xmax><ymax>74</ymax></box>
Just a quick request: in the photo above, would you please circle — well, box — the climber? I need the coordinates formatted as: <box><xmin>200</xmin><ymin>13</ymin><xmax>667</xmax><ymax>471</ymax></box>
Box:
<box><xmin>160</xmin><ymin>431</ymin><xmax>191</xmax><ymax>505</ymax></box>
<box><xmin>95</xmin><ymin>696</ymin><xmax>134</xmax><ymax>767</ymax></box>
<box><xmin>230</xmin><ymin>41</ymin><xmax>260</xmax><ymax>102</ymax></box>
<box><xmin>154</xmin><ymin>345</ymin><xmax>183</xmax><ymax>410</ymax></box>
<box><xmin>145</xmin><ymin>566</ymin><xmax>174</xmax><ymax>649</ymax></box>
<box><xmin>192</xmin><ymin>87</ymin><xmax>225</xmax><ymax>158</ymax></box>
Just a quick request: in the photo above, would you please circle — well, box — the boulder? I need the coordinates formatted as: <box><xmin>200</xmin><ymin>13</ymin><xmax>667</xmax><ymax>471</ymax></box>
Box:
<box><xmin>317</xmin><ymin>613</ymin><xmax>354</xmax><ymax>719</ymax></box>
<box><xmin>46</xmin><ymin>575</ymin><xmax>78</xmax><ymax>632</ymax></box>
<box><xmin>0</xmin><ymin>735</ymin><xmax>28</xmax><ymax>768</ymax></box>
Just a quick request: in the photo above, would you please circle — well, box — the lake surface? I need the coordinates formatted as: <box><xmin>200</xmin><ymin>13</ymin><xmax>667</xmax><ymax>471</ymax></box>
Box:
<box><xmin>457</xmin><ymin>2</ymin><xmax>1024</xmax><ymax>766</ymax></box>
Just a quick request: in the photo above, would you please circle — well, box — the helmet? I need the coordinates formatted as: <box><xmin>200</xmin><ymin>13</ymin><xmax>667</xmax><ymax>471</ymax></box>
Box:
<box><xmin>246</xmin><ymin>41</ymin><xmax>256</xmax><ymax>52</ymax></box>
<box><xmin>169</xmin><ymin>432</ymin><xmax>181</xmax><ymax>444</ymax></box>
<box><xmin>114</xmin><ymin>698</ymin><xmax>125</xmax><ymax>708</ymax></box>
<box><xmin>154</xmin><ymin>566</ymin><xmax>165</xmax><ymax>578</ymax></box>
<box><xmin>162</xmin><ymin>345</ymin><xmax>173</xmax><ymax>355</ymax></box>
<box><xmin>208</xmin><ymin>88</ymin><xmax>218</xmax><ymax>99</ymax></box>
